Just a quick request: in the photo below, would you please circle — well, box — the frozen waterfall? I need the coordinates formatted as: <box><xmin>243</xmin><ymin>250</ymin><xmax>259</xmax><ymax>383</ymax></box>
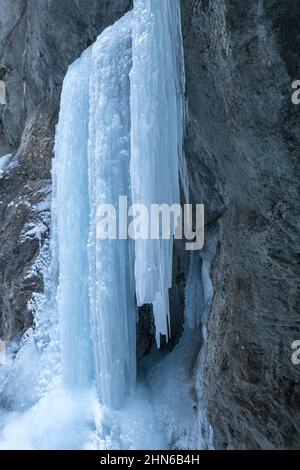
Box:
<box><xmin>34</xmin><ymin>0</ymin><xmax>187</xmax><ymax>414</ymax></box>
<box><xmin>53</xmin><ymin>0</ymin><xmax>187</xmax><ymax>407</ymax></box>
<box><xmin>0</xmin><ymin>0</ymin><xmax>198</xmax><ymax>452</ymax></box>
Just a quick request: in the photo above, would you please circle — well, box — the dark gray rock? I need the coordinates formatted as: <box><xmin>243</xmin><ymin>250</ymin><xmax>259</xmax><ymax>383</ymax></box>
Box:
<box><xmin>0</xmin><ymin>109</ymin><xmax>54</xmax><ymax>339</ymax></box>
<box><xmin>181</xmin><ymin>0</ymin><xmax>300</xmax><ymax>449</ymax></box>
<box><xmin>0</xmin><ymin>0</ymin><xmax>132</xmax><ymax>149</ymax></box>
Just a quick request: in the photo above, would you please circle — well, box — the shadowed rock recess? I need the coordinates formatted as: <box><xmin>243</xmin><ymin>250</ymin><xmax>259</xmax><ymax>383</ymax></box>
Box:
<box><xmin>0</xmin><ymin>0</ymin><xmax>299</xmax><ymax>450</ymax></box>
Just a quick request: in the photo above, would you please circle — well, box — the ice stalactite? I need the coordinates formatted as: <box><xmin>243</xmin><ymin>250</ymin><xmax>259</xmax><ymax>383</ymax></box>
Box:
<box><xmin>88</xmin><ymin>13</ymin><xmax>136</xmax><ymax>409</ymax></box>
<box><xmin>54</xmin><ymin>13</ymin><xmax>136</xmax><ymax>408</ymax></box>
<box><xmin>4</xmin><ymin>0</ymin><xmax>187</xmax><ymax>416</ymax></box>
<box><xmin>130</xmin><ymin>0</ymin><xmax>188</xmax><ymax>346</ymax></box>
<box><xmin>54</xmin><ymin>48</ymin><xmax>94</xmax><ymax>389</ymax></box>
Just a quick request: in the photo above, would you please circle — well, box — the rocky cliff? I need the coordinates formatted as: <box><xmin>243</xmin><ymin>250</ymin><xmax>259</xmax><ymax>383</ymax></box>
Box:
<box><xmin>181</xmin><ymin>0</ymin><xmax>300</xmax><ymax>449</ymax></box>
<box><xmin>0</xmin><ymin>0</ymin><xmax>299</xmax><ymax>449</ymax></box>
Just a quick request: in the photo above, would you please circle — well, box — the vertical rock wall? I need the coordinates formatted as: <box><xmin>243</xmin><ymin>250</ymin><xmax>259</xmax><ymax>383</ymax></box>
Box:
<box><xmin>181</xmin><ymin>0</ymin><xmax>300</xmax><ymax>449</ymax></box>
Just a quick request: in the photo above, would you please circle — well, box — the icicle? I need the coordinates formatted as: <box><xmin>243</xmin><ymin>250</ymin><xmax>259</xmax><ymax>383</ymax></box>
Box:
<box><xmin>174</xmin><ymin>2</ymin><xmax>190</xmax><ymax>204</ymax></box>
<box><xmin>130</xmin><ymin>0</ymin><xmax>187</xmax><ymax>345</ymax></box>
<box><xmin>88</xmin><ymin>13</ymin><xmax>136</xmax><ymax>408</ymax></box>
<box><xmin>54</xmin><ymin>48</ymin><xmax>94</xmax><ymax>388</ymax></box>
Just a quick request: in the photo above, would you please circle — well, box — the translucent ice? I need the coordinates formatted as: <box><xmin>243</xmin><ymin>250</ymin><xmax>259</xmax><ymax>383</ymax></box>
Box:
<box><xmin>88</xmin><ymin>13</ymin><xmax>136</xmax><ymax>408</ymax></box>
<box><xmin>54</xmin><ymin>48</ymin><xmax>94</xmax><ymax>389</ymax></box>
<box><xmin>130</xmin><ymin>0</ymin><xmax>187</xmax><ymax>345</ymax></box>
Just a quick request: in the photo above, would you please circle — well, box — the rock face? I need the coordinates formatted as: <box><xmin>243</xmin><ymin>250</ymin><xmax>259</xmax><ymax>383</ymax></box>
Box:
<box><xmin>181</xmin><ymin>0</ymin><xmax>300</xmax><ymax>449</ymax></box>
<box><xmin>0</xmin><ymin>0</ymin><xmax>299</xmax><ymax>450</ymax></box>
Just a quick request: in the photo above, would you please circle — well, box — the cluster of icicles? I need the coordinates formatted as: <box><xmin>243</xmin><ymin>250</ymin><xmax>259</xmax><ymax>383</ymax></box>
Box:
<box><xmin>53</xmin><ymin>0</ymin><xmax>188</xmax><ymax>408</ymax></box>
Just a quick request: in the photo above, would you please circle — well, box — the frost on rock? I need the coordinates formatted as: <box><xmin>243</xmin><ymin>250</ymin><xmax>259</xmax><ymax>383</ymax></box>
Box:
<box><xmin>130</xmin><ymin>0</ymin><xmax>187</xmax><ymax>345</ymax></box>
<box><xmin>195</xmin><ymin>240</ymin><xmax>216</xmax><ymax>450</ymax></box>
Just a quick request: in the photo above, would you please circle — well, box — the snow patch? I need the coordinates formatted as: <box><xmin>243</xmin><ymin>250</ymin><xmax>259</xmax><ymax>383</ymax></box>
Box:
<box><xmin>0</xmin><ymin>154</ymin><xmax>12</xmax><ymax>176</ymax></box>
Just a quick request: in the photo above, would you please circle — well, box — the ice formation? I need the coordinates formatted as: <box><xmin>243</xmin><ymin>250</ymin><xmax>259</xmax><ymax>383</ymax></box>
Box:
<box><xmin>130</xmin><ymin>0</ymin><xmax>187</xmax><ymax>345</ymax></box>
<box><xmin>88</xmin><ymin>14</ymin><xmax>136</xmax><ymax>408</ymax></box>
<box><xmin>54</xmin><ymin>0</ymin><xmax>187</xmax><ymax>404</ymax></box>
<box><xmin>0</xmin><ymin>0</ymin><xmax>202</xmax><ymax>451</ymax></box>
<box><xmin>54</xmin><ymin>13</ymin><xmax>136</xmax><ymax>407</ymax></box>
<box><xmin>0</xmin><ymin>153</ymin><xmax>11</xmax><ymax>176</ymax></box>
<box><xmin>54</xmin><ymin>48</ymin><xmax>94</xmax><ymax>389</ymax></box>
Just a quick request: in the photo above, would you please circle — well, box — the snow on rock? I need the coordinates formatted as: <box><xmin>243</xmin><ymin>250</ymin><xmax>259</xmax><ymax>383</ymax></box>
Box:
<box><xmin>0</xmin><ymin>153</ymin><xmax>12</xmax><ymax>177</ymax></box>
